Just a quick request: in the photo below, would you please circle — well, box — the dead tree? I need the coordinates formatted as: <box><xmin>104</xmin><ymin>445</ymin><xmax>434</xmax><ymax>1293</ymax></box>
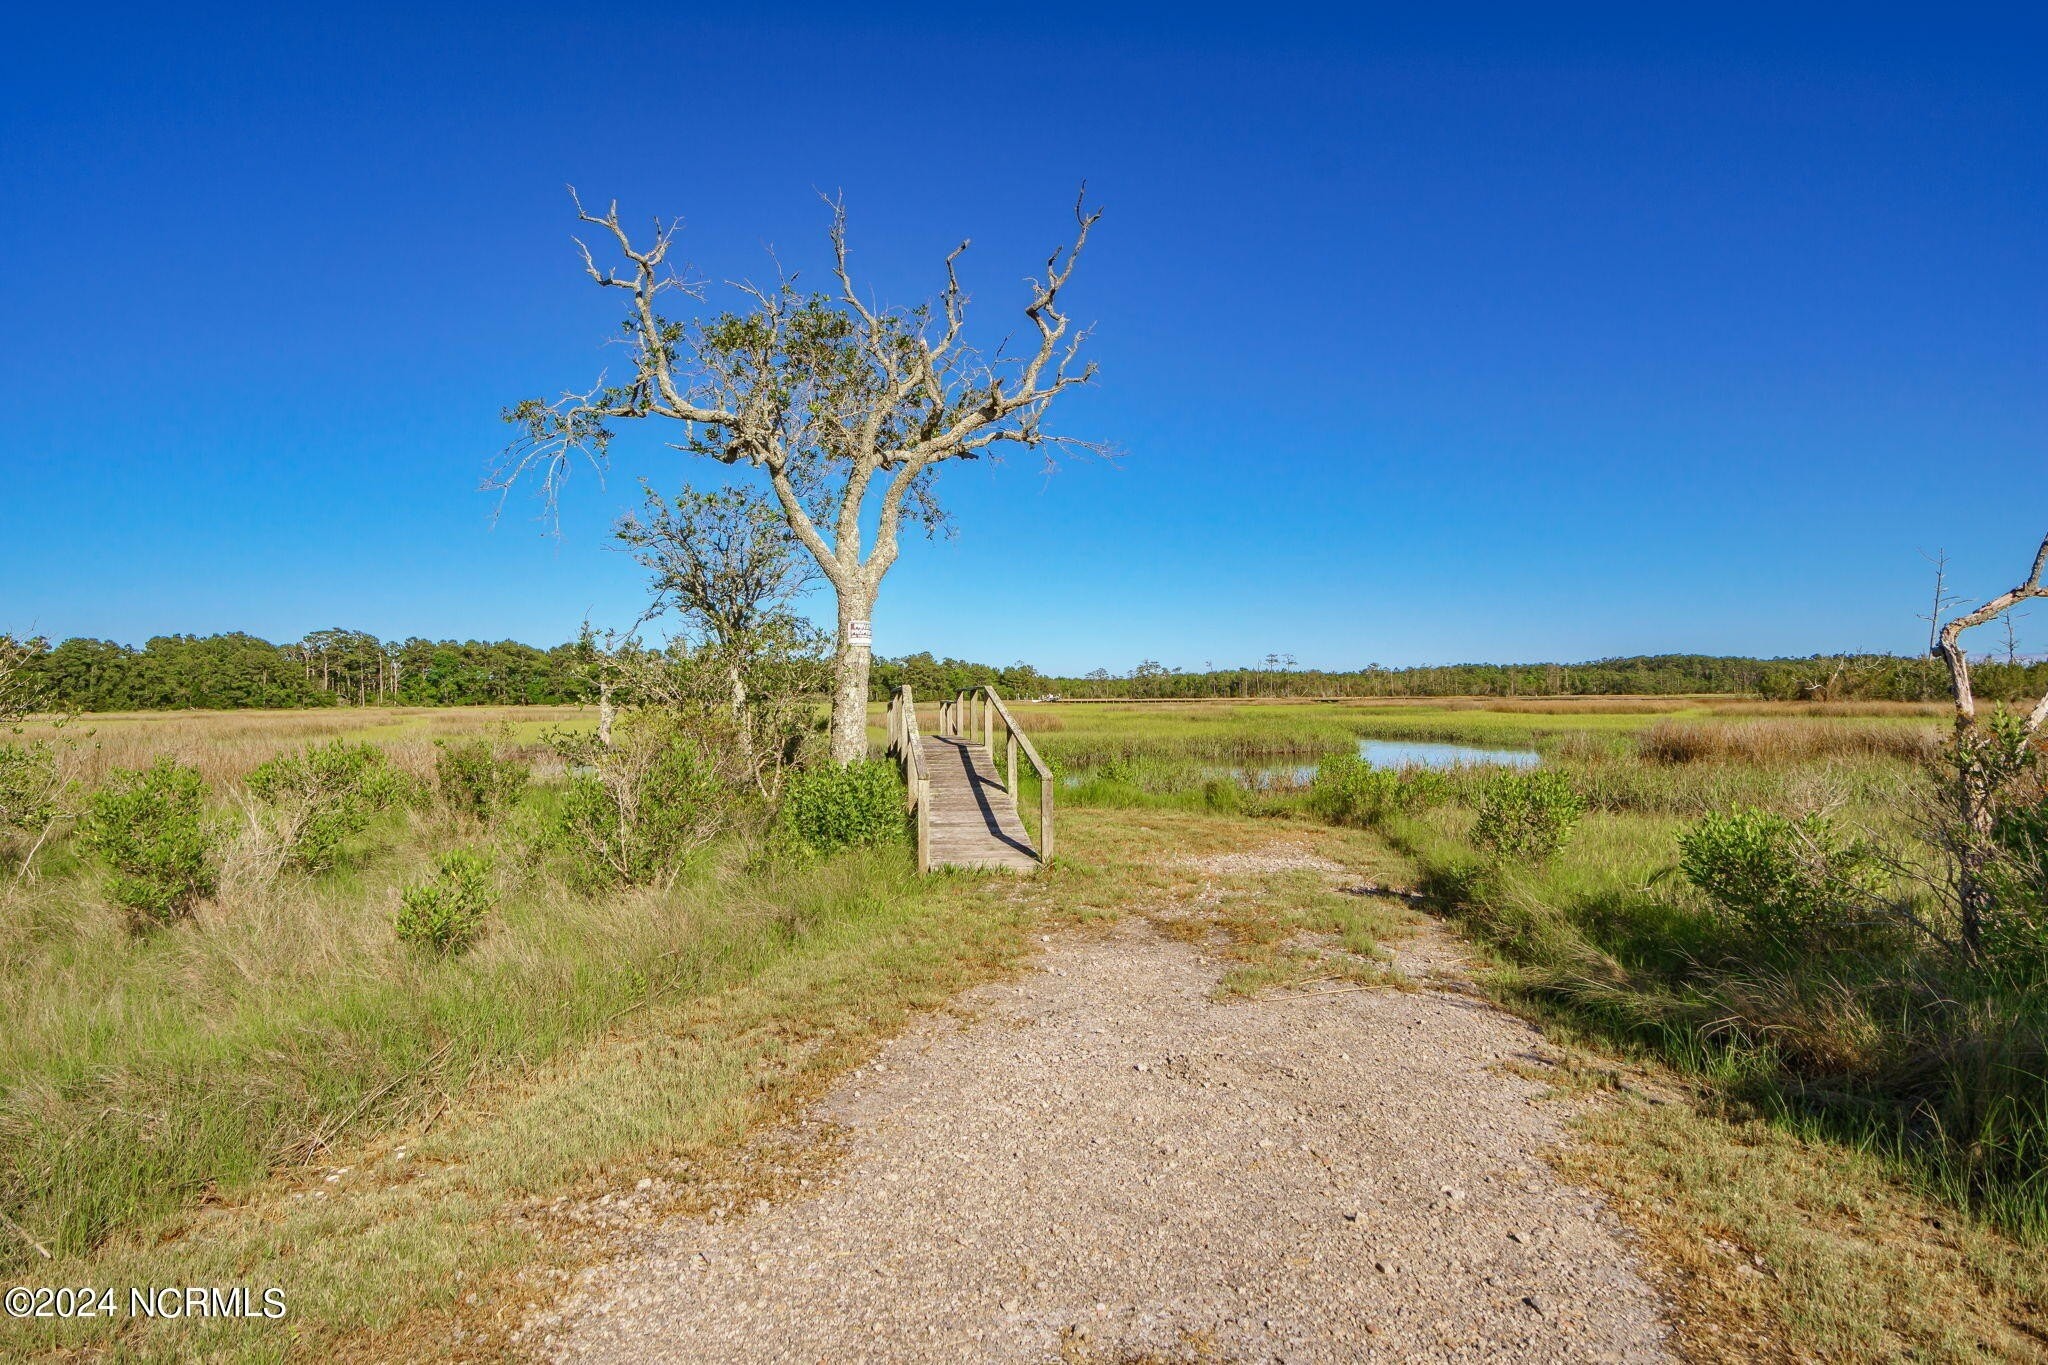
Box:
<box><xmin>1930</xmin><ymin>531</ymin><xmax>2048</xmax><ymax>956</ymax></box>
<box><xmin>499</xmin><ymin>190</ymin><xmax>1105</xmax><ymax>763</ymax></box>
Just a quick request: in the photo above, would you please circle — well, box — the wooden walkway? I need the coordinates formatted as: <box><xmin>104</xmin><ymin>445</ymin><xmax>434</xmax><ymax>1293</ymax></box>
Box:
<box><xmin>886</xmin><ymin>686</ymin><xmax>1052</xmax><ymax>875</ymax></box>
<box><xmin>922</xmin><ymin>736</ymin><xmax>1041</xmax><ymax>872</ymax></box>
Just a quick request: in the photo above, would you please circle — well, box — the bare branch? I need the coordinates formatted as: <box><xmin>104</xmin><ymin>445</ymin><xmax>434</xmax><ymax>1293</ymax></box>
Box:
<box><xmin>1932</xmin><ymin>532</ymin><xmax>2048</xmax><ymax>734</ymax></box>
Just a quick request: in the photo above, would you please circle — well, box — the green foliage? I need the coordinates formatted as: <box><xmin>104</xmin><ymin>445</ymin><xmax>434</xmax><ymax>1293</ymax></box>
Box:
<box><xmin>1472</xmin><ymin>768</ymin><xmax>1585</xmax><ymax>861</ymax></box>
<box><xmin>433</xmin><ymin>738</ymin><xmax>529</xmax><ymax>823</ymax></box>
<box><xmin>0</xmin><ymin>741</ymin><xmax>60</xmax><ymax>838</ymax></box>
<box><xmin>1307</xmin><ymin>755</ymin><xmax>1452</xmax><ymax>825</ymax></box>
<box><xmin>78</xmin><ymin>759</ymin><xmax>218</xmax><ymax>926</ymax></box>
<box><xmin>1985</xmin><ymin>786</ymin><xmax>2048</xmax><ymax>976</ymax></box>
<box><xmin>246</xmin><ymin>740</ymin><xmax>405</xmax><ymax>872</ymax></box>
<box><xmin>550</xmin><ymin>713</ymin><xmax>731</xmax><ymax>888</ymax></box>
<box><xmin>777</xmin><ymin>759</ymin><xmax>907</xmax><ymax>856</ymax></box>
<box><xmin>393</xmin><ymin>850</ymin><xmax>498</xmax><ymax>954</ymax></box>
<box><xmin>1678</xmin><ymin>807</ymin><xmax>1884</xmax><ymax>946</ymax></box>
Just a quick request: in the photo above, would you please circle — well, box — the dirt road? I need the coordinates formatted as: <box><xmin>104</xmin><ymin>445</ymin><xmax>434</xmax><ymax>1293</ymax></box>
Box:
<box><xmin>529</xmin><ymin>899</ymin><xmax>1670</xmax><ymax>1363</ymax></box>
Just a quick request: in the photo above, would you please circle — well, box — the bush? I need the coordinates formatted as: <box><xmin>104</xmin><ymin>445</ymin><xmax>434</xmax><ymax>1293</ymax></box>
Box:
<box><xmin>777</xmin><ymin>759</ymin><xmax>907</xmax><ymax>856</ymax></box>
<box><xmin>1472</xmin><ymin>768</ymin><xmax>1584</xmax><ymax>861</ymax></box>
<box><xmin>1202</xmin><ymin>777</ymin><xmax>1246</xmax><ymax>814</ymax></box>
<box><xmin>0</xmin><ymin>740</ymin><xmax>60</xmax><ymax>841</ymax></box>
<box><xmin>1678</xmin><ymin>806</ymin><xmax>1883</xmax><ymax>945</ymax></box>
<box><xmin>1307</xmin><ymin>755</ymin><xmax>1451</xmax><ymax>826</ymax></box>
<box><xmin>1985</xmin><ymin>792</ymin><xmax>2048</xmax><ymax>974</ymax></box>
<box><xmin>434</xmin><ymin>738</ymin><xmax>529</xmax><ymax>822</ymax></box>
<box><xmin>246</xmin><ymin>740</ymin><xmax>404</xmax><ymax>872</ymax></box>
<box><xmin>394</xmin><ymin>849</ymin><xmax>498</xmax><ymax>953</ymax></box>
<box><xmin>78</xmin><ymin>759</ymin><xmax>218</xmax><ymax>926</ymax></box>
<box><xmin>550</xmin><ymin>713</ymin><xmax>732</xmax><ymax>888</ymax></box>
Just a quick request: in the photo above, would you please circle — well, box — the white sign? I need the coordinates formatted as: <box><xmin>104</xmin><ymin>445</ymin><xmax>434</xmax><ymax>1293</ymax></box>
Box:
<box><xmin>846</xmin><ymin>620</ymin><xmax>873</xmax><ymax>648</ymax></box>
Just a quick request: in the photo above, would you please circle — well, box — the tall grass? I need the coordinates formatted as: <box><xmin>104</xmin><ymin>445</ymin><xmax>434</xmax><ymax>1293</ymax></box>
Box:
<box><xmin>1638</xmin><ymin>718</ymin><xmax>1938</xmax><ymax>765</ymax></box>
<box><xmin>1378</xmin><ymin>799</ymin><xmax>2048</xmax><ymax>1243</ymax></box>
<box><xmin>14</xmin><ymin>705</ymin><xmax>588</xmax><ymax>787</ymax></box>
<box><xmin>0</xmin><ymin>707</ymin><xmax>926</xmax><ymax>1279</ymax></box>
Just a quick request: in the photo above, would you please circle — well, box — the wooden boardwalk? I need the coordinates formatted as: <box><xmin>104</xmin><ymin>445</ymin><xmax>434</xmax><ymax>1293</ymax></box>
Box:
<box><xmin>886</xmin><ymin>686</ymin><xmax>1052</xmax><ymax>875</ymax></box>
<box><xmin>922</xmin><ymin>736</ymin><xmax>1041</xmax><ymax>872</ymax></box>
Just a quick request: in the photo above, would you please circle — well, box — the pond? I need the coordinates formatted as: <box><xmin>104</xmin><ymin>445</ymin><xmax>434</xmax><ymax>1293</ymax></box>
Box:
<box><xmin>1060</xmin><ymin>737</ymin><xmax>1542</xmax><ymax>790</ymax></box>
<box><xmin>1355</xmin><ymin>738</ymin><xmax>1541</xmax><ymax>770</ymax></box>
<box><xmin>1233</xmin><ymin>738</ymin><xmax>1542</xmax><ymax>788</ymax></box>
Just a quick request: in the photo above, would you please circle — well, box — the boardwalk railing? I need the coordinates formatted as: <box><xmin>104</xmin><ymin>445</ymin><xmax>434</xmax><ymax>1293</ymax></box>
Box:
<box><xmin>884</xmin><ymin>685</ymin><xmax>934</xmax><ymax>875</ymax></box>
<box><xmin>938</xmin><ymin>685</ymin><xmax>1054</xmax><ymax>866</ymax></box>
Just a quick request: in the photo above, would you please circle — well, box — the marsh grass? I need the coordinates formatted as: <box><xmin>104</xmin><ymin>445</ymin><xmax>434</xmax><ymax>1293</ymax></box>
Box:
<box><xmin>1638</xmin><ymin>717</ymin><xmax>1939</xmax><ymax>765</ymax></box>
<box><xmin>14</xmin><ymin>706</ymin><xmax>589</xmax><ymax>788</ymax></box>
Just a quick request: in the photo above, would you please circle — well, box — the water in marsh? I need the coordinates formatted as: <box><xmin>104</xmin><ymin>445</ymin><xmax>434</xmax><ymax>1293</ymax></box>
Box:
<box><xmin>1062</xmin><ymin>738</ymin><xmax>1542</xmax><ymax>790</ymax></box>
<box><xmin>1355</xmin><ymin>739</ymin><xmax>1541</xmax><ymax>770</ymax></box>
<box><xmin>1234</xmin><ymin>739</ymin><xmax>1540</xmax><ymax>788</ymax></box>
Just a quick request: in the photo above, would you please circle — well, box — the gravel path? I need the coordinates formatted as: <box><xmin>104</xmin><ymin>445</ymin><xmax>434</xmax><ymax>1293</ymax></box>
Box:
<box><xmin>533</xmin><ymin>915</ymin><xmax>1671</xmax><ymax>1363</ymax></box>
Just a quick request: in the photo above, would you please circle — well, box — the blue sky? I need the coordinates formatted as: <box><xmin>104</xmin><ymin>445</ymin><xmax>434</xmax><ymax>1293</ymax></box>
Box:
<box><xmin>2</xmin><ymin>4</ymin><xmax>2043</xmax><ymax>674</ymax></box>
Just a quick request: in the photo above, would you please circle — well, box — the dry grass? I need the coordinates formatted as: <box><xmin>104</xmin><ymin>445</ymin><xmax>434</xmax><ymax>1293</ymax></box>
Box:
<box><xmin>1637</xmin><ymin>718</ymin><xmax>1939</xmax><ymax>766</ymax></box>
<box><xmin>15</xmin><ymin>706</ymin><xmax>589</xmax><ymax>787</ymax></box>
<box><xmin>1439</xmin><ymin>697</ymin><xmax>1704</xmax><ymax>715</ymax></box>
<box><xmin>1703</xmin><ymin>699</ymin><xmax>1953</xmax><ymax>719</ymax></box>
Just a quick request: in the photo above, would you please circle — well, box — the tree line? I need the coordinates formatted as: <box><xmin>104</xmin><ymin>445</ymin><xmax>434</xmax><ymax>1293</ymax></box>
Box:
<box><xmin>17</xmin><ymin>633</ymin><xmax>598</xmax><ymax>711</ymax></box>
<box><xmin>1009</xmin><ymin>652</ymin><xmax>2048</xmax><ymax>703</ymax></box>
<box><xmin>14</xmin><ymin>633</ymin><xmax>2047</xmax><ymax>714</ymax></box>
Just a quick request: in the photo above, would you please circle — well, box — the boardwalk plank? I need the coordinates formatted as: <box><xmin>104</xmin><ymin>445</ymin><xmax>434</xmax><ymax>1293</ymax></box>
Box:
<box><xmin>915</xmin><ymin>736</ymin><xmax>1041</xmax><ymax>873</ymax></box>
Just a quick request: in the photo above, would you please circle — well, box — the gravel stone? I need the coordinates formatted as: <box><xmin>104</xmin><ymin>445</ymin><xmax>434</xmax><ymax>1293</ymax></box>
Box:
<box><xmin>536</xmin><ymin>917</ymin><xmax>1670</xmax><ymax>1362</ymax></box>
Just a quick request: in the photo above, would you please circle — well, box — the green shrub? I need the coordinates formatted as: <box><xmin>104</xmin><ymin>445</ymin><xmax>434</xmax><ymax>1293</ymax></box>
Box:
<box><xmin>1985</xmin><ymin>794</ymin><xmax>2048</xmax><ymax>974</ymax></box>
<box><xmin>550</xmin><ymin>713</ymin><xmax>730</xmax><ymax>888</ymax></box>
<box><xmin>247</xmin><ymin>740</ymin><xmax>404</xmax><ymax>872</ymax></box>
<box><xmin>1472</xmin><ymin>768</ymin><xmax>1584</xmax><ymax>861</ymax></box>
<box><xmin>393</xmin><ymin>849</ymin><xmax>498</xmax><ymax>953</ymax></box>
<box><xmin>78</xmin><ymin>759</ymin><xmax>218</xmax><ymax>926</ymax></box>
<box><xmin>1307</xmin><ymin>756</ymin><xmax>1452</xmax><ymax>826</ymax></box>
<box><xmin>1677</xmin><ymin>806</ymin><xmax>1883</xmax><ymax>945</ymax></box>
<box><xmin>0</xmin><ymin>740</ymin><xmax>60</xmax><ymax>840</ymax></box>
<box><xmin>434</xmin><ymin>738</ymin><xmax>529</xmax><ymax>822</ymax></box>
<box><xmin>777</xmin><ymin>759</ymin><xmax>907</xmax><ymax>856</ymax></box>
<box><xmin>1202</xmin><ymin>777</ymin><xmax>1247</xmax><ymax>814</ymax></box>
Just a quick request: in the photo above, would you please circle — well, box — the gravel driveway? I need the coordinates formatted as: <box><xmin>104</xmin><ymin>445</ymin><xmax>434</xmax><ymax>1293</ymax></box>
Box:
<box><xmin>532</xmin><ymin>914</ymin><xmax>1671</xmax><ymax>1363</ymax></box>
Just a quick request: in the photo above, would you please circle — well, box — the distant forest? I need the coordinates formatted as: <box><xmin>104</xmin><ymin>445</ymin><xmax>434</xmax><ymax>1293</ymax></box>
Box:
<box><xmin>11</xmin><ymin>631</ymin><xmax>2048</xmax><ymax>712</ymax></box>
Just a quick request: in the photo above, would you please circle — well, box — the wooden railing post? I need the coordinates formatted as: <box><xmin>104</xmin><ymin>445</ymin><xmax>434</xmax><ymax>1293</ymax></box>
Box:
<box><xmin>916</xmin><ymin>778</ymin><xmax>930</xmax><ymax>875</ymax></box>
<box><xmin>1040</xmin><ymin>775</ymin><xmax>1054</xmax><ymax>866</ymax></box>
<box><xmin>1007</xmin><ymin>731</ymin><xmax>1018</xmax><ymax>804</ymax></box>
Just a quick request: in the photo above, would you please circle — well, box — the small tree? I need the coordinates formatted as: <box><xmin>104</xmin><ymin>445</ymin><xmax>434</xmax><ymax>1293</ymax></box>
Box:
<box><xmin>499</xmin><ymin>191</ymin><xmax>1105</xmax><ymax>763</ymax></box>
<box><xmin>1930</xmin><ymin>532</ymin><xmax>2048</xmax><ymax>957</ymax></box>
<box><xmin>614</xmin><ymin>482</ymin><xmax>822</xmax><ymax>762</ymax></box>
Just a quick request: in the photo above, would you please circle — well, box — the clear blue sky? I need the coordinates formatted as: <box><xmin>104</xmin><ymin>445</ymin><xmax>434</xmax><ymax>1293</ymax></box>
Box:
<box><xmin>3</xmin><ymin>4</ymin><xmax>2043</xmax><ymax>674</ymax></box>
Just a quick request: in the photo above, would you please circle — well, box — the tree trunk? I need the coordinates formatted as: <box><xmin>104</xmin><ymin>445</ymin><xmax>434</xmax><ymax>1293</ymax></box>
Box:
<box><xmin>598</xmin><ymin>674</ymin><xmax>615</xmax><ymax>748</ymax></box>
<box><xmin>829</xmin><ymin>585</ymin><xmax>875</xmax><ymax>764</ymax></box>
<box><xmin>729</xmin><ymin>657</ymin><xmax>758</xmax><ymax>773</ymax></box>
<box><xmin>1955</xmin><ymin>733</ymin><xmax>1998</xmax><ymax>959</ymax></box>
